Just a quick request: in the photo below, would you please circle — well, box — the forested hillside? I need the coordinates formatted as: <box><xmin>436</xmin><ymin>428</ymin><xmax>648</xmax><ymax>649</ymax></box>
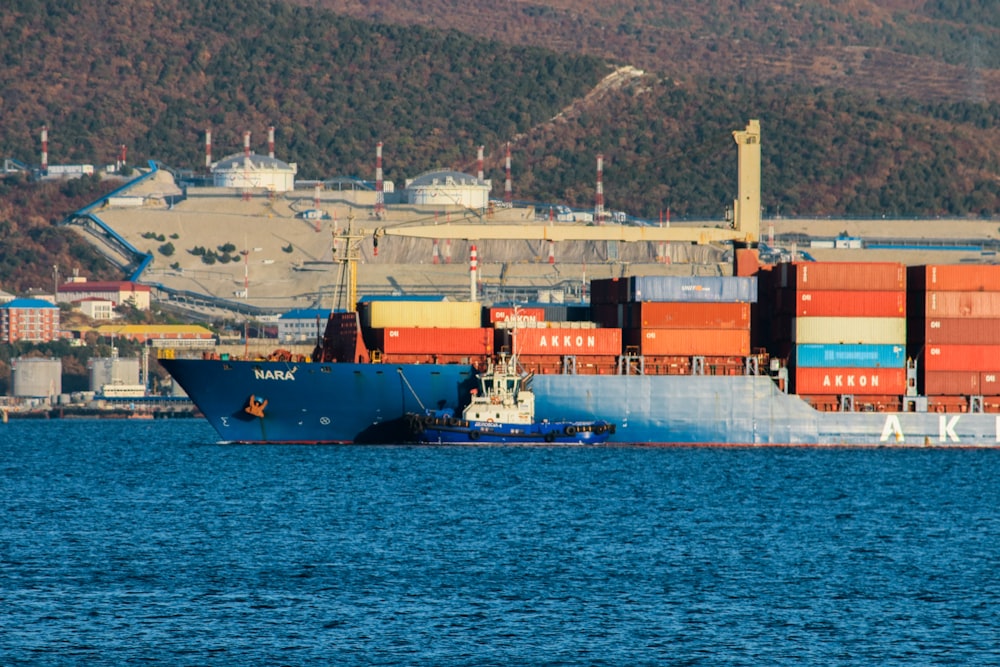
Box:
<box><xmin>1</xmin><ymin>0</ymin><xmax>998</xmax><ymax>236</ymax></box>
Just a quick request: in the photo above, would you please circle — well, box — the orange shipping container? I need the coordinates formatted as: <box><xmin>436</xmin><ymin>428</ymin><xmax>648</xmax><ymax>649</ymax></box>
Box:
<box><xmin>919</xmin><ymin>292</ymin><xmax>1000</xmax><ymax>318</ymax></box>
<box><xmin>908</xmin><ymin>264</ymin><xmax>1000</xmax><ymax>292</ymax></box>
<box><xmin>489</xmin><ymin>307</ymin><xmax>546</xmax><ymax>324</ymax></box>
<box><xmin>624</xmin><ymin>328</ymin><xmax>750</xmax><ymax>356</ymax></box>
<box><xmin>779</xmin><ymin>262</ymin><xmax>905</xmax><ymax>291</ymax></box>
<box><xmin>374</xmin><ymin>327</ymin><xmax>493</xmax><ymax>355</ymax></box>
<box><xmin>982</xmin><ymin>372</ymin><xmax>1000</xmax><ymax>395</ymax></box>
<box><xmin>624</xmin><ymin>302</ymin><xmax>750</xmax><ymax>329</ymax></box>
<box><xmin>784</xmin><ymin>290</ymin><xmax>905</xmax><ymax>317</ymax></box>
<box><xmin>513</xmin><ymin>328</ymin><xmax>622</xmax><ymax>356</ymax></box>
<box><xmin>923</xmin><ymin>345</ymin><xmax>1000</xmax><ymax>372</ymax></box>
<box><xmin>922</xmin><ymin>371</ymin><xmax>980</xmax><ymax>396</ymax></box>
<box><xmin>915</xmin><ymin>319</ymin><xmax>1000</xmax><ymax>345</ymax></box>
<box><xmin>793</xmin><ymin>367</ymin><xmax>906</xmax><ymax>395</ymax></box>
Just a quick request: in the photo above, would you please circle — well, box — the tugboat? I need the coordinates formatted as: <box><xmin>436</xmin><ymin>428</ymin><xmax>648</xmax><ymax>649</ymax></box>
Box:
<box><xmin>407</xmin><ymin>354</ymin><xmax>615</xmax><ymax>445</ymax></box>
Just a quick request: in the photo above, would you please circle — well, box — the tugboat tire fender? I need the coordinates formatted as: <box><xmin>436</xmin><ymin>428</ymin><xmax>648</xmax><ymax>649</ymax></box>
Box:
<box><xmin>564</xmin><ymin>425</ymin><xmax>577</xmax><ymax>437</ymax></box>
<box><xmin>469</xmin><ymin>430</ymin><xmax>481</xmax><ymax>441</ymax></box>
<box><xmin>544</xmin><ymin>432</ymin><xmax>556</xmax><ymax>443</ymax></box>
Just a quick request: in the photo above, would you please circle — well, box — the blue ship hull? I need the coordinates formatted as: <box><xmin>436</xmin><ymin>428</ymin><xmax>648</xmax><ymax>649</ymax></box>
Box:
<box><xmin>159</xmin><ymin>358</ymin><xmax>1000</xmax><ymax>446</ymax></box>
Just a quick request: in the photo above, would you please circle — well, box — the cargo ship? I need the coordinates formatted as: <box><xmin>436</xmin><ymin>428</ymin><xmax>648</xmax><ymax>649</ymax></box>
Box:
<box><xmin>158</xmin><ymin>263</ymin><xmax>1000</xmax><ymax>447</ymax></box>
<box><xmin>154</xmin><ymin>121</ymin><xmax>1000</xmax><ymax>446</ymax></box>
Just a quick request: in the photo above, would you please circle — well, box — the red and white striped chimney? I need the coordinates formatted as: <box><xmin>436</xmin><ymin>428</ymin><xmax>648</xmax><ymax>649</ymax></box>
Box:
<box><xmin>205</xmin><ymin>129</ymin><xmax>212</xmax><ymax>169</ymax></box>
<box><xmin>374</xmin><ymin>142</ymin><xmax>385</xmax><ymax>216</ymax></box>
<box><xmin>595</xmin><ymin>153</ymin><xmax>605</xmax><ymax>224</ymax></box>
<box><xmin>40</xmin><ymin>126</ymin><xmax>48</xmax><ymax>173</ymax></box>
<box><xmin>268</xmin><ymin>126</ymin><xmax>275</xmax><ymax>159</ymax></box>
<box><xmin>243</xmin><ymin>131</ymin><xmax>251</xmax><ymax>157</ymax></box>
<box><xmin>477</xmin><ymin>145</ymin><xmax>484</xmax><ymax>182</ymax></box>
<box><xmin>504</xmin><ymin>143</ymin><xmax>512</xmax><ymax>205</ymax></box>
<box><xmin>469</xmin><ymin>244</ymin><xmax>479</xmax><ymax>301</ymax></box>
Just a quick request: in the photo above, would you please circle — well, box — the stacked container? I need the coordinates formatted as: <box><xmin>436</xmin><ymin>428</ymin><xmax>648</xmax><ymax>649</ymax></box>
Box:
<box><xmin>357</xmin><ymin>298</ymin><xmax>492</xmax><ymax>363</ymax></box>
<box><xmin>773</xmin><ymin>262</ymin><xmax>907</xmax><ymax>396</ymax></box>
<box><xmin>592</xmin><ymin>275</ymin><xmax>757</xmax><ymax>366</ymax></box>
<box><xmin>907</xmin><ymin>265</ymin><xmax>1000</xmax><ymax>397</ymax></box>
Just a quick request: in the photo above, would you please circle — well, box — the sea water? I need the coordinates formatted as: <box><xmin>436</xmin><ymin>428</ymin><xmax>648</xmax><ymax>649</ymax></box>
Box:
<box><xmin>2</xmin><ymin>420</ymin><xmax>999</xmax><ymax>665</ymax></box>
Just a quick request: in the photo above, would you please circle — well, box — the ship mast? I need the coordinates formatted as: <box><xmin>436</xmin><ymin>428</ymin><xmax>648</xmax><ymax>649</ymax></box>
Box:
<box><xmin>332</xmin><ymin>212</ymin><xmax>363</xmax><ymax>313</ymax></box>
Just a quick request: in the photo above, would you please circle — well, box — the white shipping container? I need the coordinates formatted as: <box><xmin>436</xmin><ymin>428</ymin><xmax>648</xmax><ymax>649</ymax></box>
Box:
<box><xmin>361</xmin><ymin>301</ymin><xmax>483</xmax><ymax>328</ymax></box>
<box><xmin>793</xmin><ymin>317</ymin><xmax>906</xmax><ymax>345</ymax></box>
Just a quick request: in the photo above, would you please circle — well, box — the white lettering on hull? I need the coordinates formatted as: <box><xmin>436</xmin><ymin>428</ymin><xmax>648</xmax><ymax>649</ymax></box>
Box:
<box><xmin>939</xmin><ymin>415</ymin><xmax>960</xmax><ymax>443</ymax></box>
<box><xmin>880</xmin><ymin>415</ymin><xmax>904</xmax><ymax>443</ymax></box>
<box><xmin>253</xmin><ymin>366</ymin><xmax>297</xmax><ymax>381</ymax></box>
<box><xmin>823</xmin><ymin>373</ymin><xmax>879</xmax><ymax>388</ymax></box>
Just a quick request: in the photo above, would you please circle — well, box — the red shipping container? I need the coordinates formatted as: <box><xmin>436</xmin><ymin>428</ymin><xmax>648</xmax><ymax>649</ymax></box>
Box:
<box><xmin>790</xmin><ymin>290</ymin><xmax>905</xmax><ymax>317</ymax></box>
<box><xmin>982</xmin><ymin>371</ymin><xmax>1000</xmax><ymax>395</ymax></box>
<box><xmin>513</xmin><ymin>328</ymin><xmax>622</xmax><ymax>356</ymax></box>
<box><xmin>374</xmin><ymin>327</ymin><xmax>493</xmax><ymax>355</ymax></box>
<box><xmin>624</xmin><ymin>328</ymin><xmax>750</xmax><ymax>356</ymax></box>
<box><xmin>624</xmin><ymin>302</ymin><xmax>750</xmax><ymax>329</ymax></box>
<box><xmin>923</xmin><ymin>371</ymin><xmax>980</xmax><ymax>396</ymax></box>
<box><xmin>793</xmin><ymin>367</ymin><xmax>906</xmax><ymax>395</ymax></box>
<box><xmin>779</xmin><ymin>262</ymin><xmax>905</xmax><ymax>291</ymax></box>
<box><xmin>489</xmin><ymin>307</ymin><xmax>546</xmax><ymax>324</ymax></box>
<box><xmin>908</xmin><ymin>264</ymin><xmax>1000</xmax><ymax>292</ymax></box>
<box><xmin>918</xmin><ymin>319</ymin><xmax>1000</xmax><ymax>345</ymax></box>
<box><xmin>920</xmin><ymin>292</ymin><xmax>1000</xmax><ymax>318</ymax></box>
<box><xmin>923</xmin><ymin>345</ymin><xmax>1000</xmax><ymax>372</ymax></box>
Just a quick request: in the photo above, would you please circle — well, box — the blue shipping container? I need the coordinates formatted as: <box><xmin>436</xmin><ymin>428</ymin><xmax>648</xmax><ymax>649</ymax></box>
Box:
<box><xmin>630</xmin><ymin>276</ymin><xmax>757</xmax><ymax>303</ymax></box>
<box><xmin>795</xmin><ymin>343</ymin><xmax>906</xmax><ymax>368</ymax></box>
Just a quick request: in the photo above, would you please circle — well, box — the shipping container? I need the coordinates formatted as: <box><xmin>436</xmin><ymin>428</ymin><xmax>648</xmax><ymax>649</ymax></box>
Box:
<box><xmin>360</xmin><ymin>300</ymin><xmax>483</xmax><ymax>329</ymax></box>
<box><xmin>982</xmin><ymin>371</ymin><xmax>1000</xmax><ymax>395</ymax></box>
<box><xmin>589</xmin><ymin>278</ymin><xmax>631</xmax><ymax>305</ymax></box>
<box><xmin>911</xmin><ymin>318</ymin><xmax>1000</xmax><ymax>345</ymax></box>
<box><xmin>511</xmin><ymin>328</ymin><xmax>622</xmax><ymax>356</ymax></box>
<box><xmin>590</xmin><ymin>303</ymin><xmax>623</xmax><ymax>329</ymax></box>
<box><xmin>779</xmin><ymin>262</ymin><xmax>905</xmax><ymax>291</ymax></box>
<box><xmin>908</xmin><ymin>264</ymin><xmax>1000</xmax><ymax>292</ymax></box>
<box><xmin>922</xmin><ymin>371</ymin><xmax>980</xmax><ymax>396</ymax></box>
<box><xmin>372</xmin><ymin>327</ymin><xmax>493</xmax><ymax>355</ymax></box>
<box><xmin>916</xmin><ymin>292</ymin><xmax>1000</xmax><ymax>319</ymax></box>
<box><xmin>923</xmin><ymin>345</ymin><xmax>1000</xmax><ymax>372</ymax></box>
<box><xmin>624</xmin><ymin>328</ymin><xmax>751</xmax><ymax>356</ymax></box>
<box><xmin>795</xmin><ymin>344</ymin><xmax>906</xmax><ymax>368</ymax></box>
<box><xmin>779</xmin><ymin>290</ymin><xmax>905</xmax><ymax>317</ymax></box>
<box><xmin>488</xmin><ymin>306</ymin><xmax>546</xmax><ymax>324</ymax></box>
<box><xmin>630</xmin><ymin>276</ymin><xmax>757</xmax><ymax>303</ymax></box>
<box><xmin>793</xmin><ymin>317</ymin><xmax>906</xmax><ymax>345</ymax></box>
<box><xmin>793</xmin><ymin>367</ymin><xmax>907</xmax><ymax>395</ymax></box>
<box><xmin>621</xmin><ymin>301</ymin><xmax>750</xmax><ymax>329</ymax></box>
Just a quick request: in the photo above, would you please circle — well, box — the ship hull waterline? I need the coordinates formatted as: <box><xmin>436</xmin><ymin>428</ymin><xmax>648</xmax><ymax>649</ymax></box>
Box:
<box><xmin>159</xmin><ymin>358</ymin><xmax>1000</xmax><ymax>447</ymax></box>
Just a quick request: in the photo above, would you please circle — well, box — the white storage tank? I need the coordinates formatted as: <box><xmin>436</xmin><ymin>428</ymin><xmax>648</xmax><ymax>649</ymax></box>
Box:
<box><xmin>88</xmin><ymin>357</ymin><xmax>142</xmax><ymax>392</ymax></box>
<box><xmin>12</xmin><ymin>357</ymin><xmax>62</xmax><ymax>398</ymax></box>
<box><xmin>404</xmin><ymin>170</ymin><xmax>491</xmax><ymax>209</ymax></box>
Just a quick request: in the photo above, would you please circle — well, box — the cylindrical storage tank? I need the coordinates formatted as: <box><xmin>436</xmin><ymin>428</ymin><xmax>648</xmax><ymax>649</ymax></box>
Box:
<box><xmin>88</xmin><ymin>357</ymin><xmax>142</xmax><ymax>392</ymax></box>
<box><xmin>11</xmin><ymin>357</ymin><xmax>62</xmax><ymax>398</ymax></box>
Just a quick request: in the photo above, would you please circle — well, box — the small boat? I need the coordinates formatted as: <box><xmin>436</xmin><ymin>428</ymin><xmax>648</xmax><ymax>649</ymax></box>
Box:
<box><xmin>407</xmin><ymin>354</ymin><xmax>615</xmax><ymax>445</ymax></box>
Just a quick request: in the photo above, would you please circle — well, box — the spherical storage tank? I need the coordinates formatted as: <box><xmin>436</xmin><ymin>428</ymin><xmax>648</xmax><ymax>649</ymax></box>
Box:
<box><xmin>88</xmin><ymin>357</ymin><xmax>141</xmax><ymax>392</ymax></box>
<box><xmin>404</xmin><ymin>170</ymin><xmax>491</xmax><ymax>209</ymax></box>
<box><xmin>12</xmin><ymin>357</ymin><xmax>62</xmax><ymax>398</ymax></box>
